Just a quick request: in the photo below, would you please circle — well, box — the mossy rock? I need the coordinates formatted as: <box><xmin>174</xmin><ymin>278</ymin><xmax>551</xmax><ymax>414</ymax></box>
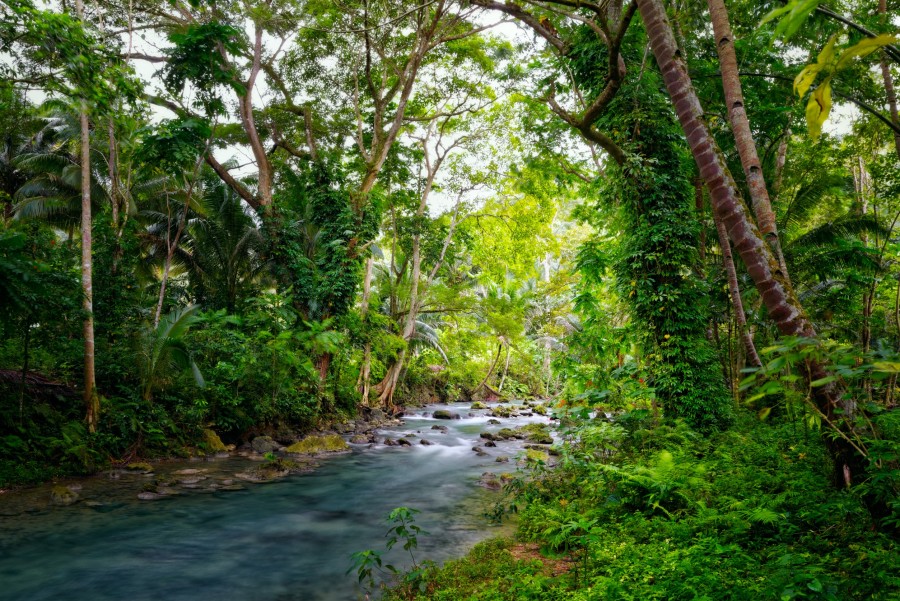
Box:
<box><xmin>201</xmin><ymin>429</ymin><xmax>227</xmax><ymax>453</ymax></box>
<box><xmin>517</xmin><ymin>423</ymin><xmax>553</xmax><ymax>444</ymax></box>
<box><xmin>496</xmin><ymin>428</ymin><xmax>518</xmax><ymax>440</ymax></box>
<box><xmin>532</xmin><ymin>404</ymin><xmax>548</xmax><ymax>416</ymax></box>
<box><xmin>126</xmin><ymin>462</ymin><xmax>153</xmax><ymax>472</ymax></box>
<box><xmin>470</xmin><ymin>401</ymin><xmax>487</xmax><ymax>410</ymax></box>
<box><xmin>285</xmin><ymin>434</ymin><xmax>349</xmax><ymax>455</ymax></box>
<box><xmin>524</xmin><ymin>449</ymin><xmax>549</xmax><ymax>463</ymax></box>
<box><xmin>50</xmin><ymin>485</ymin><xmax>79</xmax><ymax>506</ymax></box>
<box><xmin>433</xmin><ymin>410</ymin><xmax>455</xmax><ymax>419</ymax></box>
<box><xmin>490</xmin><ymin>405</ymin><xmax>516</xmax><ymax>418</ymax></box>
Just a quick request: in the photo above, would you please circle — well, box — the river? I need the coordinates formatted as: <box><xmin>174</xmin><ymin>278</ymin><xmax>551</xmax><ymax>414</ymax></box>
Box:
<box><xmin>0</xmin><ymin>401</ymin><xmax>552</xmax><ymax>600</ymax></box>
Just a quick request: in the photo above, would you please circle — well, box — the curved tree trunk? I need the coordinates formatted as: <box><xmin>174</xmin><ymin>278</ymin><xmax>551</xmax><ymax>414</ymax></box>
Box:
<box><xmin>636</xmin><ymin>0</ymin><xmax>858</xmax><ymax>485</ymax></box>
<box><xmin>706</xmin><ymin>0</ymin><xmax>790</xmax><ymax>284</ymax></box>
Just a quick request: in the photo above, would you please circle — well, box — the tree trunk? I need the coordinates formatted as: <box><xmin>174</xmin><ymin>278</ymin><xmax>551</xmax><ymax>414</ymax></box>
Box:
<box><xmin>713</xmin><ymin>207</ymin><xmax>762</xmax><ymax>368</ymax></box>
<box><xmin>706</xmin><ymin>0</ymin><xmax>790</xmax><ymax>284</ymax></box>
<box><xmin>879</xmin><ymin>0</ymin><xmax>900</xmax><ymax>159</ymax></box>
<box><xmin>358</xmin><ymin>257</ymin><xmax>375</xmax><ymax>406</ymax></box>
<box><xmin>76</xmin><ymin>0</ymin><xmax>98</xmax><ymax>433</ymax></box>
<box><xmin>498</xmin><ymin>342</ymin><xmax>511</xmax><ymax>392</ymax></box>
<box><xmin>475</xmin><ymin>342</ymin><xmax>504</xmax><ymax>397</ymax></box>
<box><xmin>636</xmin><ymin>0</ymin><xmax>857</xmax><ymax>485</ymax></box>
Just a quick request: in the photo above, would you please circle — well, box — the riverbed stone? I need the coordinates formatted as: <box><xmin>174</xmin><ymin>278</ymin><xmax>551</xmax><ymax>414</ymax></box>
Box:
<box><xmin>496</xmin><ymin>428</ymin><xmax>518</xmax><ymax>440</ymax></box>
<box><xmin>350</xmin><ymin>434</ymin><xmax>370</xmax><ymax>444</ymax></box>
<box><xmin>477</xmin><ymin>472</ymin><xmax>501</xmax><ymax>490</ymax></box>
<box><xmin>397</xmin><ymin>438</ymin><xmax>412</xmax><ymax>446</ymax></box>
<box><xmin>484</xmin><ymin>441</ymin><xmax>497</xmax><ymax>448</ymax></box>
<box><xmin>251</xmin><ymin>436</ymin><xmax>280</xmax><ymax>454</ymax></box>
<box><xmin>431</xmin><ymin>425</ymin><xmax>448</xmax><ymax>432</ymax></box>
<box><xmin>285</xmin><ymin>434</ymin><xmax>349</xmax><ymax>455</ymax></box>
<box><xmin>488</xmin><ymin>419</ymin><xmax>501</xmax><ymax>425</ymax></box>
<box><xmin>235</xmin><ymin>464</ymin><xmax>290</xmax><ymax>483</ymax></box>
<box><xmin>480</xmin><ymin>432</ymin><xmax>497</xmax><ymax>441</ymax></box>
<box><xmin>470</xmin><ymin>401</ymin><xmax>487</xmax><ymax>410</ymax></box>
<box><xmin>125</xmin><ymin>462</ymin><xmax>153</xmax><ymax>472</ymax></box>
<box><xmin>432</xmin><ymin>410</ymin><xmax>455</xmax><ymax>420</ymax></box>
<box><xmin>50</xmin><ymin>485</ymin><xmax>78</xmax><ymax>506</ymax></box>
<box><xmin>518</xmin><ymin>424</ymin><xmax>553</xmax><ymax>445</ymax></box>
<box><xmin>137</xmin><ymin>491</ymin><xmax>168</xmax><ymax>500</ymax></box>
<box><xmin>495</xmin><ymin>456</ymin><xmax>509</xmax><ymax>463</ymax></box>
<box><xmin>420</xmin><ymin>439</ymin><xmax>433</xmax><ymax>446</ymax></box>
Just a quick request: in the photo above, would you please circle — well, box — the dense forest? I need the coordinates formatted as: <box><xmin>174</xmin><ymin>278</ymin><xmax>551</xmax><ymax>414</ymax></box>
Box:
<box><xmin>1</xmin><ymin>0</ymin><xmax>899</xmax><ymax>598</ymax></box>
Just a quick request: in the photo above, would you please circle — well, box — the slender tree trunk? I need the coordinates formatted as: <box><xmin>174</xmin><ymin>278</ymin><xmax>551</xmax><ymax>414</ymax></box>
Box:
<box><xmin>76</xmin><ymin>0</ymin><xmax>98</xmax><ymax>433</ymax></box>
<box><xmin>706</xmin><ymin>0</ymin><xmax>790</xmax><ymax>284</ymax></box>
<box><xmin>879</xmin><ymin>0</ymin><xmax>900</xmax><ymax>159</ymax></box>
<box><xmin>358</xmin><ymin>257</ymin><xmax>375</xmax><ymax>406</ymax></box>
<box><xmin>695</xmin><ymin>179</ymin><xmax>707</xmax><ymax>265</ymax></box>
<box><xmin>498</xmin><ymin>342</ymin><xmax>511</xmax><ymax>392</ymax></box>
<box><xmin>714</xmin><ymin>208</ymin><xmax>762</xmax><ymax>368</ymax></box>
<box><xmin>20</xmin><ymin>321</ymin><xmax>30</xmax><ymax>426</ymax></box>
<box><xmin>637</xmin><ymin>0</ymin><xmax>860</xmax><ymax>485</ymax></box>
<box><xmin>108</xmin><ymin>117</ymin><xmax>119</xmax><ymax>229</ymax></box>
<box><xmin>475</xmin><ymin>342</ymin><xmax>504</xmax><ymax>396</ymax></box>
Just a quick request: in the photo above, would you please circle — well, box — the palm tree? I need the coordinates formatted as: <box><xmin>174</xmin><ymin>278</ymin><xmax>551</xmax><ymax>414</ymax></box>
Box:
<box><xmin>137</xmin><ymin>304</ymin><xmax>204</xmax><ymax>401</ymax></box>
<box><xmin>186</xmin><ymin>184</ymin><xmax>269</xmax><ymax>314</ymax></box>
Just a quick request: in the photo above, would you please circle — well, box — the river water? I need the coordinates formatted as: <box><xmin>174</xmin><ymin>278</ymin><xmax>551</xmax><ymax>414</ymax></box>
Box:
<box><xmin>0</xmin><ymin>402</ymin><xmax>551</xmax><ymax>601</ymax></box>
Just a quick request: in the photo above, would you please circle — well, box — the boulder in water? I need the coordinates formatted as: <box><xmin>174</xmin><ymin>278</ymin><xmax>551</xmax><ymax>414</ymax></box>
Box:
<box><xmin>432</xmin><ymin>410</ymin><xmax>455</xmax><ymax>420</ymax></box>
<box><xmin>431</xmin><ymin>425</ymin><xmax>448</xmax><ymax>432</ymax></box>
<box><xmin>470</xmin><ymin>401</ymin><xmax>487</xmax><ymax>410</ymax></box>
<box><xmin>487</xmin><ymin>419</ymin><xmax>501</xmax><ymax>425</ymax></box>
<box><xmin>420</xmin><ymin>439</ymin><xmax>433</xmax><ymax>446</ymax></box>
<box><xmin>50</xmin><ymin>485</ymin><xmax>79</xmax><ymax>506</ymax></box>
<box><xmin>285</xmin><ymin>434</ymin><xmax>349</xmax><ymax>455</ymax></box>
<box><xmin>484</xmin><ymin>441</ymin><xmax>497</xmax><ymax>448</ymax></box>
<box><xmin>518</xmin><ymin>424</ymin><xmax>553</xmax><ymax>445</ymax></box>
<box><xmin>480</xmin><ymin>432</ymin><xmax>497</xmax><ymax>441</ymax></box>
<box><xmin>137</xmin><ymin>491</ymin><xmax>168</xmax><ymax>501</ymax></box>
<box><xmin>251</xmin><ymin>436</ymin><xmax>280</xmax><ymax>454</ymax></box>
<box><xmin>350</xmin><ymin>434</ymin><xmax>370</xmax><ymax>444</ymax></box>
<box><xmin>397</xmin><ymin>438</ymin><xmax>412</xmax><ymax>446</ymax></box>
<box><xmin>477</xmin><ymin>472</ymin><xmax>501</xmax><ymax>490</ymax></box>
<box><xmin>125</xmin><ymin>462</ymin><xmax>153</xmax><ymax>473</ymax></box>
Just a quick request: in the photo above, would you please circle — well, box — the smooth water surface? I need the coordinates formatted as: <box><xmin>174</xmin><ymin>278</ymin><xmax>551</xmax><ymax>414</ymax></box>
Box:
<box><xmin>0</xmin><ymin>402</ymin><xmax>550</xmax><ymax>601</ymax></box>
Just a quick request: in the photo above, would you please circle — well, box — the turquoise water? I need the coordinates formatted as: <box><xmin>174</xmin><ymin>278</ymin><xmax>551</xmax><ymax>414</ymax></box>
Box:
<box><xmin>0</xmin><ymin>403</ymin><xmax>546</xmax><ymax>600</ymax></box>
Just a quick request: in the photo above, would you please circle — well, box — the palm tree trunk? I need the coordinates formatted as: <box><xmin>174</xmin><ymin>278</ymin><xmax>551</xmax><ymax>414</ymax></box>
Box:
<box><xmin>76</xmin><ymin>0</ymin><xmax>98</xmax><ymax>433</ymax></box>
<box><xmin>706</xmin><ymin>0</ymin><xmax>790</xmax><ymax>284</ymax></box>
<box><xmin>636</xmin><ymin>0</ymin><xmax>856</xmax><ymax>484</ymax></box>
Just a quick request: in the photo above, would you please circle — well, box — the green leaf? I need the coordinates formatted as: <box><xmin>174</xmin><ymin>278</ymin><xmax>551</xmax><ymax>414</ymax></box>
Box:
<box><xmin>809</xmin><ymin>375</ymin><xmax>836</xmax><ymax>388</ymax></box>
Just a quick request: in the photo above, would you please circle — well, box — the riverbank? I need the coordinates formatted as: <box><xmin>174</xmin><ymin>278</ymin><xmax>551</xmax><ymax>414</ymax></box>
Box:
<box><xmin>384</xmin><ymin>411</ymin><xmax>900</xmax><ymax>601</ymax></box>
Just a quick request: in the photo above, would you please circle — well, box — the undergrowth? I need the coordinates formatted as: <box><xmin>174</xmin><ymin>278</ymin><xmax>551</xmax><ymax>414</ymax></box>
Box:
<box><xmin>388</xmin><ymin>411</ymin><xmax>900</xmax><ymax>600</ymax></box>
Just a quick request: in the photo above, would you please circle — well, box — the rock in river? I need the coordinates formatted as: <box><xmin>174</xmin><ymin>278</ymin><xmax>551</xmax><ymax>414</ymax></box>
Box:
<box><xmin>285</xmin><ymin>434</ymin><xmax>350</xmax><ymax>455</ymax></box>
<box><xmin>50</xmin><ymin>486</ymin><xmax>79</xmax><ymax>506</ymax></box>
<box><xmin>432</xmin><ymin>410</ymin><xmax>455</xmax><ymax>420</ymax></box>
<box><xmin>251</xmin><ymin>436</ymin><xmax>280</xmax><ymax>454</ymax></box>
